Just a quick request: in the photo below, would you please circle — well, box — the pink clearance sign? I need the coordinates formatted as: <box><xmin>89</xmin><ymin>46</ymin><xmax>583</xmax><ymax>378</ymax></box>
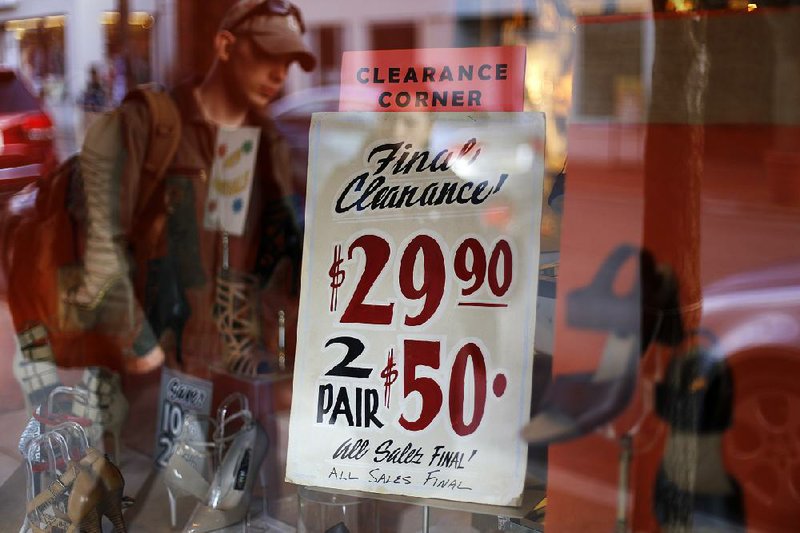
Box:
<box><xmin>339</xmin><ymin>46</ymin><xmax>527</xmax><ymax>112</ymax></box>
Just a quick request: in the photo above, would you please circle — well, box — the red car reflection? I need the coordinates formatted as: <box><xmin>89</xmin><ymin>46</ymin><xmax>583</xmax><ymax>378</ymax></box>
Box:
<box><xmin>0</xmin><ymin>69</ymin><xmax>56</xmax><ymax>198</ymax></box>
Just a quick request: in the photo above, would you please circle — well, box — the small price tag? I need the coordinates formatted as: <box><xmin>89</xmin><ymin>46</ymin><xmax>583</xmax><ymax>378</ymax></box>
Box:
<box><xmin>153</xmin><ymin>367</ymin><xmax>213</xmax><ymax>467</ymax></box>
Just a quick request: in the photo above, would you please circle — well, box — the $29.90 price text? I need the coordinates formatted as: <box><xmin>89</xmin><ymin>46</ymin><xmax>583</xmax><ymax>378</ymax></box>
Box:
<box><xmin>317</xmin><ymin>230</ymin><xmax>515</xmax><ymax>437</ymax></box>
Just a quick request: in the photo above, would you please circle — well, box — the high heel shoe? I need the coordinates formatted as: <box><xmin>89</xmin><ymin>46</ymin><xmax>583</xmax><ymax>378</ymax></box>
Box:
<box><xmin>163</xmin><ymin>414</ymin><xmax>218</xmax><ymax>528</ymax></box>
<box><xmin>24</xmin><ymin>422</ymin><xmax>128</xmax><ymax>533</ymax></box>
<box><xmin>71</xmin><ymin>447</ymin><xmax>127</xmax><ymax>533</ymax></box>
<box><xmin>184</xmin><ymin>428</ymin><xmax>268</xmax><ymax>532</ymax></box>
<box><xmin>523</xmin><ymin>332</ymin><xmax>640</xmax><ymax>445</ymax></box>
<box><xmin>207</xmin><ymin>411</ymin><xmax>268</xmax><ymax>510</ymax></box>
<box><xmin>214</xmin><ymin>270</ymin><xmax>271</xmax><ymax>376</ymax></box>
<box><xmin>183</xmin><ymin>394</ymin><xmax>268</xmax><ymax>533</ymax></box>
<box><xmin>523</xmin><ymin>245</ymin><xmax>645</xmax><ymax>445</ymax></box>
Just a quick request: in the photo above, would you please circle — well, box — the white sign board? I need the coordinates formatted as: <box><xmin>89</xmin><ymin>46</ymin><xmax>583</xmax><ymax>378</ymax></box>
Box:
<box><xmin>286</xmin><ymin>112</ymin><xmax>544</xmax><ymax>506</ymax></box>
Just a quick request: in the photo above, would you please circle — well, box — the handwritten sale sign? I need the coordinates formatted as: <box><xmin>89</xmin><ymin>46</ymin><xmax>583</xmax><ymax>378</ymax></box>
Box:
<box><xmin>286</xmin><ymin>112</ymin><xmax>544</xmax><ymax>506</ymax></box>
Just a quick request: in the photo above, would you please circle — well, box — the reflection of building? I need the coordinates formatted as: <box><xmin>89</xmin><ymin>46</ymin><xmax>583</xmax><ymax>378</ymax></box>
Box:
<box><xmin>273</xmin><ymin>0</ymin><xmax>573</xmax><ymax>170</ymax></box>
<box><xmin>170</xmin><ymin>0</ymin><xmax>457</xmax><ymax>93</ymax></box>
<box><xmin>0</xmin><ymin>0</ymin><xmax>174</xmax><ymax>103</ymax></box>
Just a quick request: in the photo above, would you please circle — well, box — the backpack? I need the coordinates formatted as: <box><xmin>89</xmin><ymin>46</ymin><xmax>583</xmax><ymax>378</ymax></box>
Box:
<box><xmin>2</xmin><ymin>87</ymin><xmax>181</xmax><ymax>370</ymax></box>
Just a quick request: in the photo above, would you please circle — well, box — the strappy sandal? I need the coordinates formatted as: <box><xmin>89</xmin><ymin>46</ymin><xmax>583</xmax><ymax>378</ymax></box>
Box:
<box><xmin>214</xmin><ymin>270</ymin><xmax>271</xmax><ymax>376</ymax></box>
<box><xmin>26</xmin><ymin>430</ymin><xmax>128</xmax><ymax>533</ymax></box>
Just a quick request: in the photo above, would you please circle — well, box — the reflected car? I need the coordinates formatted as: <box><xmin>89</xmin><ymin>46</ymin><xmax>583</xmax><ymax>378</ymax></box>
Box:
<box><xmin>0</xmin><ymin>69</ymin><xmax>56</xmax><ymax>199</ymax></box>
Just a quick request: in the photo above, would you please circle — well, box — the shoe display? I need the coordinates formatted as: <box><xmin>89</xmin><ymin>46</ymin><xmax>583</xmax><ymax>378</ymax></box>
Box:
<box><xmin>19</xmin><ymin>387</ymin><xmax>95</xmax><ymax>460</ymax></box>
<box><xmin>523</xmin><ymin>245</ymin><xmax>645</xmax><ymax>445</ymax></box>
<box><xmin>163</xmin><ymin>392</ymin><xmax>268</xmax><ymax>532</ymax></box>
<box><xmin>22</xmin><ymin>423</ymin><xmax>128</xmax><ymax>533</ymax></box>
<box><xmin>214</xmin><ymin>270</ymin><xmax>271</xmax><ymax>376</ymax></box>
<box><xmin>523</xmin><ymin>332</ymin><xmax>640</xmax><ymax>445</ymax></box>
<box><xmin>163</xmin><ymin>414</ymin><xmax>217</xmax><ymax>528</ymax></box>
<box><xmin>207</xmin><ymin>404</ymin><xmax>268</xmax><ymax>511</ymax></box>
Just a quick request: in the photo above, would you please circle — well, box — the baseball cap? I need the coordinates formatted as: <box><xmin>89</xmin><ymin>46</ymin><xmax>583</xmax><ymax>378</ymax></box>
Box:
<box><xmin>219</xmin><ymin>0</ymin><xmax>317</xmax><ymax>72</ymax></box>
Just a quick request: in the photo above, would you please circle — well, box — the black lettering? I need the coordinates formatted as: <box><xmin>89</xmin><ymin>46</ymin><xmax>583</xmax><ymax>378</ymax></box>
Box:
<box><xmin>378</xmin><ymin>92</ymin><xmax>391</xmax><ymax>108</ymax></box>
<box><xmin>317</xmin><ymin>384</ymin><xmax>333</xmax><ymax>423</ymax></box>
<box><xmin>423</xmin><ymin>469</ymin><xmax>440</xmax><ymax>485</ymax></box>
<box><xmin>494</xmin><ymin>173</ymin><xmax>509</xmax><ymax>194</ymax></box>
<box><xmin>415</xmin><ymin>91</ymin><xmax>429</xmax><ymax>108</ymax></box>
<box><xmin>432</xmin><ymin>91</ymin><xmax>447</xmax><ymax>107</ymax></box>
<box><xmin>324</xmin><ymin>336</ymin><xmax>372</xmax><ymax>378</ymax></box>
<box><xmin>422</xmin><ymin>469</ymin><xmax>472</xmax><ymax>490</ymax></box>
<box><xmin>430</xmin><ymin>149</ymin><xmax>452</xmax><ymax>172</ymax></box>
<box><xmin>335</xmin><ymin>173</ymin><xmax>368</xmax><ymax>213</ymax></box>
<box><xmin>419</xmin><ymin>182</ymin><xmax>440</xmax><ymax>206</ymax></box>
<box><xmin>439</xmin><ymin>65</ymin><xmax>454</xmax><ymax>82</ymax></box>
<box><xmin>373</xmin><ymin>67</ymin><xmax>385</xmax><ymax>83</ymax></box>
<box><xmin>355</xmin><ymin>176</ymin><xmax>385</xmax><ymax>211</ymax></box>
<box><xmin>457</xmin><ymin>182</ymin><xmax>474</xmax><ymax>203</ymax></box>
<box><xmin>429</xmin><ymin>445</ymin><xmax>443</xmax><ymax>466</ymax></box>
<box><xmin>393</xmin><ymin>144</ymin><xmax>413</xmax><ymax>173</ymax></box>
<box><xmin>396</xmin><ymin>91</ymin><xmax>411</xmax><ymax>108</ymax></box>
<box><xmin>368</xmin><ymin>142</ymin><xmax>403</xmax><ymax>173</ymax></box>
<box><xmin>434</xmin><ymin>182</ymin><xmax>458</xmax><ymax>205</ymax></box>
<box><xmin>496</xmin><ymin>63</ymin><xmax>508</xmax><ymax>80</ymax></box>
<box><xmin>331</xmin><ymin>387</ymin><xmax>354</xmax><ymax>426</ymax></box>
<box><xmin>333</xmin><ymin>438</ymin><xmax>370</xmax><ymax>460</ymax></box>
<box><xmin>468</xmin><ymin>90</ymin><xmax>481</xmax><ymax>106</ymax></box>
<box><xmin>458</xmin><ymin>65</ymin><xmax>473</xmax><ymax>80</ymax></box>
<box><xmin>371</xmin><ymin>187</ymin><xmax>389</xmax><ymax>209</ymax></box>
<box><xmin>403</xmin><ymin>151</ymin><xmax>428</xmax><ymax>174</ymax></box>
<box><xmin>478</xmin><ymin>64</ymin><xmax>492</xmax><ymax>80</ymax></box>
<box><xmin>378</xmin><ymin>186</ymin><xmax>400</xmax><ymax>209</ymax></box>
<box><xmin>403</xmin><ymin>68</ymin><xmax>418</xmax><ymax>83</ymax></box>
<box><xmin>373</xmin><ymin>440</ymin><xmax>424</xmax><ymax>464</ymax></box>
<box><xmin>422</xmin><ymin>67</ymin><xmax>435</xmax><ymax>82</ymax></box>
<box><xmin>471</xmin><ymin>181</ymin><xmax>490</xmax><ymax>203</ymax></box>
<box><xmin>398</xmin><ymin>185</ymin><xmax>421</xmax><ymax>207</ymax></box>
<box><xmin>357</xmin><ymin>67</ymin><xmax>369</xmax><ymax>84</ymax></box>
<box><xmin>319</xmin><ymin>386</ymin><xmax>383</xmax><ymax>427</ymax></box>
<box><xmin>388</xmin><ymin>67</ymin><xmax>400</xmax><ymax>83</ymax></box>
<box><xmin>356</xmin><ymin>386</ymin><xmax>362</xmax><ymax>427</ymax></box>
<box><xmin>366</xmin><ymin>389</ymin><xmax>383</xmax><ymax>428</ymax></box>
<box><xmin>451</xmin><ymin>90</ymin><xmax>464</xmax><ymax>106</ymax></box>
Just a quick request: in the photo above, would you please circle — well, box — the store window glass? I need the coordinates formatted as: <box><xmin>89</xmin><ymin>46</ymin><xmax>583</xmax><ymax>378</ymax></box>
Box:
<box><xmin>0</xmin><ymin>0</ymin><xmax>798</xmax><ymax>531</ymax></box>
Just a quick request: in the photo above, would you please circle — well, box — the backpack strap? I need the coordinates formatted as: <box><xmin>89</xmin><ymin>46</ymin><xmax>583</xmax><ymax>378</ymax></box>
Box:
<box><xmin>122</xmin><ymin>86</ymin><xmax>182</xmax><ymax>224</ymax></box>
